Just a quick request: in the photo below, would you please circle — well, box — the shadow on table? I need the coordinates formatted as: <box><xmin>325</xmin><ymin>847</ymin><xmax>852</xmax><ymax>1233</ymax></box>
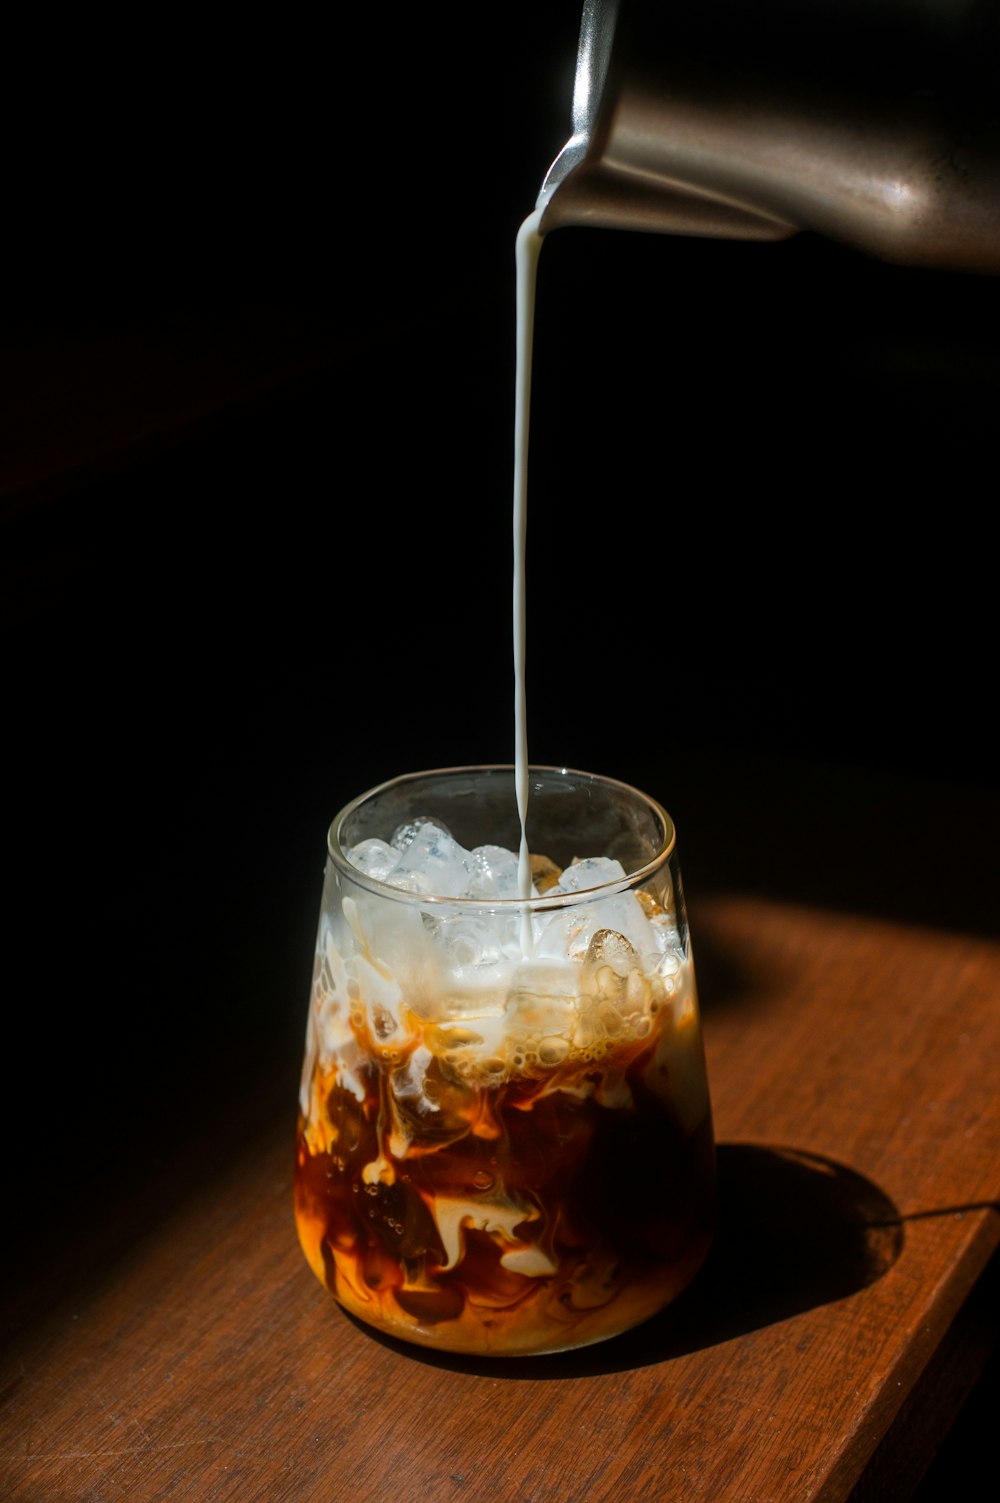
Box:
<box><xmin>369</xmin><ymin>1142</ymin><xmax>905</xmax><ymax>1378</ymax></box>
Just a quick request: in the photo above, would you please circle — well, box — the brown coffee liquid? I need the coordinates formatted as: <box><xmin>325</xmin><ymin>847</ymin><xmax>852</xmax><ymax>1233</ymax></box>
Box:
<box><xmin>295</xmin><ymin>995</ymin><xmax>714</xmax><ymax>1355</ymax></box>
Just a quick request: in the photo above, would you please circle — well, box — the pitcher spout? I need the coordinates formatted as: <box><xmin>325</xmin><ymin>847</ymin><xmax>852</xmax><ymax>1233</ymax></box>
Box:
<box><xmin>537</xmin><ymin>0</ymin><xmax>1000</xmax><ymax>274</ymax></box>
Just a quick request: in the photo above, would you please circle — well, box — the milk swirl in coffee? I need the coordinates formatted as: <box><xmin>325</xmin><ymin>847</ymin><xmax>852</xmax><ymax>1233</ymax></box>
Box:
<box><xmin>293</xmin><ymin>212</ymin><xmax>715</xmax><ymax>1355</ymax></box>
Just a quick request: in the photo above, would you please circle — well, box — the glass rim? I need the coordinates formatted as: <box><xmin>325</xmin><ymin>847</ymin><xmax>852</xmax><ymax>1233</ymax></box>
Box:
<box><xmin>327</xmin><ymin>763</ymin><xmax>677</xmax><ymax>912</ymax></box>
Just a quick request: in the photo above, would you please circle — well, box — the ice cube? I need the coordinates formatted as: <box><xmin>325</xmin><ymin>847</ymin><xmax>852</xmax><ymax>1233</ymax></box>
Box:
<box><xmin>505</xmin><ymin>961</ymin><xmax>578</xmax><ymax>1035</ymax></box>
<box><xmin>551</xmin><ymin>857</ymin><xmax>627</xmax><ymax>894</ymax></box>
<box><xmin>347</xmin><ymin>838</ymin><xmax>402</xmax><ymax>881</ymax></box>
<box><xmin>391</xmin><ymin>815</ymin><xmax>452</xmax><ymax>852</ymax></box>
<box><xmin>585</xmin><ymin>928</ymin><xmax>638</xmax><ymax>977</ymax></box>
<box><xmin>439</xmin><ymin>915</ymin><xmax>507</xmax><ymax>967</ymax></box>
<box><xmin>464</xmin><ymin>844</ymin><xmax>522</xmax><ymax>899</ymax></box>
<box><xmin>387</xmin><ymin>823</ymin><xmax>471</xmax><ymax>898</ymax></box>
<box><xmin>534</xmin><ymin>888</ymin><xmax>657</xmax><ymax>964</ymax></box>
<box><xmin>532</xmin><ymin>905</ymin><xmax>595</xmax><ymax>962</ymax></box>
<box><xmin>382</xmin><ymin>868</ymin><xmax>436</xmax><ymax>895</ymax></box>
<box><xmin>586</xmin><ymin>892</ymin><xmax>659</xmax><ymax>960</ymax></box>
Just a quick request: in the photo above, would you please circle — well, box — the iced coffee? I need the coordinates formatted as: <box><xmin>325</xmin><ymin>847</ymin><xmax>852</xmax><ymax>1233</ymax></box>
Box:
<box><xmin>294</xmin><ymin>766</ymin><xmax>715</xmax><ymax>1356</ymax></box>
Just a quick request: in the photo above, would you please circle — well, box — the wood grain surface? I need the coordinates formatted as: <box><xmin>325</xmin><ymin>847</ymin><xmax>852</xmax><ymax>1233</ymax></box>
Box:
<box><xmin>3</xmin><ymin>881</ymin><xmax>997</xmax><ymax>1503</ymax></box>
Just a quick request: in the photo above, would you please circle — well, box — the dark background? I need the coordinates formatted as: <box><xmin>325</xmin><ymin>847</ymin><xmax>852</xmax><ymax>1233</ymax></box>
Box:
<box><xmin>3</xmin><ymin>8</ymin><xmax>997</xmax><ymax>1475</ymax></box>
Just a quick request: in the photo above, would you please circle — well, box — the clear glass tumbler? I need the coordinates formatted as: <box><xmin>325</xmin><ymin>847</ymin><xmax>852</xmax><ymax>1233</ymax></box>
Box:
<box><xmin>294</xmin><ymin>765</ymin><xmax>715</xmax><ymax>1356</ymax></box>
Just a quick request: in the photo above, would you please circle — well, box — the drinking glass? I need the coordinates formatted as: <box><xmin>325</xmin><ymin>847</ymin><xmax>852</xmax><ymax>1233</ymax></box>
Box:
<box><xmin>294</xmin><ymin>765</ymin><xmax>715</xmax><ymax>1356</ymax></box>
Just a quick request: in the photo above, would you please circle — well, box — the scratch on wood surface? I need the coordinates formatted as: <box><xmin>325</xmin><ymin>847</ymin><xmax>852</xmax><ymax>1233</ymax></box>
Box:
<box><xmin>2</xmin><ymin>1436</ymin><xmax>224</xmax><ymax>1461</ymax></box>
<box><xmin>91</xmin><ymin>1383</ymin><xmax>155</xmax><ymax>1452</ymax></box>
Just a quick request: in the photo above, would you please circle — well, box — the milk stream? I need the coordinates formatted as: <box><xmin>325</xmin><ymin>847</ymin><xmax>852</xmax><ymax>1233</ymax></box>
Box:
<box><xmin>513</xmin><ymin>209</ymin><xmax>545</xmax><ymax>947</ymax></box>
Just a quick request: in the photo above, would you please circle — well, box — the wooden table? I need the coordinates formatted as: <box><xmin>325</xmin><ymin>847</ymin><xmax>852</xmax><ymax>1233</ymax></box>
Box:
<box><xmin>3</xmin><ymin>758</ymin><xmax>998</xmax><ymax>1503</ymax></box>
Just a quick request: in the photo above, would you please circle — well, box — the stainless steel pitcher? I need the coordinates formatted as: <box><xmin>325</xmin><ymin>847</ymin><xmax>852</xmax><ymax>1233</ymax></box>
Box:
<box><xmin>536</xmin><ymin>0</ymin><xmax>1000</xmax><ymax>273</ymax></box>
